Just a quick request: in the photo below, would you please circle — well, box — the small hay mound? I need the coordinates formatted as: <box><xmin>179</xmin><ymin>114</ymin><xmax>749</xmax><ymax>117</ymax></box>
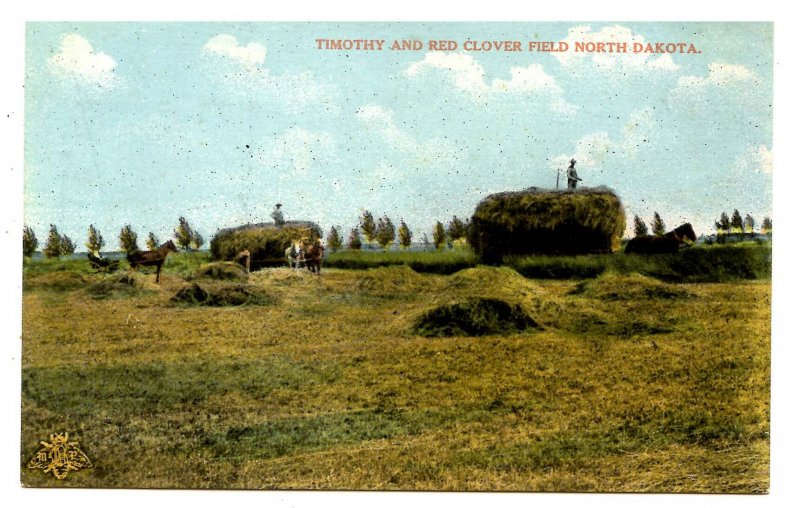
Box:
<box><xmin>412</xmin><ymin>297</ymin><xmax>540</xmax><ymax>337</ymax></box>
<box><xmin>570</xmin><ymin>272</ymin><xmax>694</xmax><ymax>300</ymax></box>
<box><xmin>467</xmin><ymin>186</ymin><xmax>626</xmax><ymax>262</ymax></box>
<box><xmin>209</xmin><ymin>221</ymin><xmax>322</xmax><ymax>270</ymax></box>
<box><xmin>355</xmin><ymin>265</ymin><xmax>427</xmax><ymax>294</ymax></box>
<box><xmin>171</xmin><ymin>283</ymin><xmax>274</xmax><ymax>307</ymax></box>
<box><xmin>85</xmin><ymin>272</ymin><xmax>156</xmax><ymax>298</ymax></box>
<box><xmin>190</xmin><ymin>262</ymin><xmax>248</xmax><ymax>281</ymax></box>
<box><xmin>23</xmin><ymin>272</ymin><xmax>90</xmax><ymax>292</ymax></box>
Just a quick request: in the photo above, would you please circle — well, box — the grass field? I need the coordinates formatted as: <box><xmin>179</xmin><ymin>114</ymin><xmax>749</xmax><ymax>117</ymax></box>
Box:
<box><xmin>20</xmin><ymin>251</ymin><xmax>770</xmax><ymax>491</ymax></box>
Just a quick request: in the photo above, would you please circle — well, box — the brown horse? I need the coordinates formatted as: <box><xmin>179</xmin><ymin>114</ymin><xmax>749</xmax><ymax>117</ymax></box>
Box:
<box><xmin>304</xmin><ymin>241</ymin><xmax>325</xmax><ymax>274</ymax></box>
<box><xmin>127</xmin><ymin>240</ymin><xmax>179</xmax><ymax>283</ymax></box>
<box><xmin>625</xmin><ymin>223</ymin><xmax>697</xmax><ymax>254</ymax></box>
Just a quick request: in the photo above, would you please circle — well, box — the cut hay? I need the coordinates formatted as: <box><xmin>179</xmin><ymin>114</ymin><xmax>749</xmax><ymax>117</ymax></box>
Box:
<box><xmin>570</xmin><ymin>272</ymin><xmax>695</xmax><ymax>301</ymax></box>
<box><xmin>354</xmin><ymin>265</ymin><xmax>428</xmax><ymax>295</ymax></box>
<box><xmin>170</xmin><ymin>282</ymin><xmax>274</xmax><ymax>307</ymax></box>
<box><xmin>412</xmin><ymin>297</ymin><xmax>540</xmax><ymax>337</ymax></box>
<box><xmin>23</xmin><ymin>272</ymin><xmax>91</xmax><ymax>292</ymax></box>
<box><xmin>190</xmin><ymin>262</ymin><xmax>248</xmax><ymax>281</ymax></box>
<box><xmin>84</xmin><ymin>272</ymin><xmax>157</xmax><ymax>299</ymax></box>
<box><xmin>467</xmin><ymin>186</ymin><xmax>626</xmax><ymax>262</ymax></box>
<box><xmin>210</xmin><ymin>221</ymin><xmax>322</xmax><ymax>270</ymax></box>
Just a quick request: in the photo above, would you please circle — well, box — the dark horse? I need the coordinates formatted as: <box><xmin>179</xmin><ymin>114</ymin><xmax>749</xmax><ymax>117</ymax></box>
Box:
<box><xmin>625</xmin><ymin>223</ymin><xmax>697</xmax><ymax>254</ymax></box>
<box><xmin>127</xmin><ymin>240</ymin><xmax>179</xmax><ymax>283</ymax></box>
<box><xmin>304</xmin><ymin>241</ymin><xmax>325</xmax><ymax>274</ymax></box>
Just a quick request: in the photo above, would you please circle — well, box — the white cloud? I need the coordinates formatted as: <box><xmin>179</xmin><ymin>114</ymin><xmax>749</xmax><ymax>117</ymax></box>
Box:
<box><xmin>355</xmin><ymin>105</ymin><xmax>415</xmax><ymax>151</ymax></box>
<box><xmin>555</xmin><ymin>25</ymin><xmax>679</xmax><ymax>72</ymax></box>
<box><xmin>203</xmin><ymin>34</ymin><xmax>266</xmax><ymax>67</ymax></box>
<box><xmin>48</xmin><ymin>34</ymin><xmax>118</xmax><ymax>88</ymax></box>
<box><xmin>736</xmin><ymin>144</ymin><xmax>773</xmax><ymax>174</ymax></box>
<box><xmin>202</xmin><ymin>35</ymin><xmax>336</xmax><ymax>113</ymax></box>
<box><xmin>406</xmin><ymin>53</ymin><xmax>575</xmax><ymax>114</ymax></box>
<box><xmin>675</xmin><ymin>62</ymin><xmax>758</xmax><ymax>91</ymax></box>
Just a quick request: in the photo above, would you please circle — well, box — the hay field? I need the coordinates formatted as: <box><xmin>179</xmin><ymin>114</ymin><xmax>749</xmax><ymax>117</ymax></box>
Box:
<box><xmin>21</xmin><ymin>261</ymin><xmax>770</xmax><ymax>492</ymax></box>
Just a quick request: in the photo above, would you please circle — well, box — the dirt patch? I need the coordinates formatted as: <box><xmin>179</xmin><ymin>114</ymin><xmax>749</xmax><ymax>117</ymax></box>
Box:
<box><xmin>412</xmin><ymin>297</ymin><xmax>541</xmax><ymax>337</ymax></box>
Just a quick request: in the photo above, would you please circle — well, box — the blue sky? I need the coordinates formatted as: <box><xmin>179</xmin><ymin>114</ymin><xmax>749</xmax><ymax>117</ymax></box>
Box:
<box><xmin>23</xmin><ymin>22</ymin><xmax>773</xmax><ymax>250</ymax></box>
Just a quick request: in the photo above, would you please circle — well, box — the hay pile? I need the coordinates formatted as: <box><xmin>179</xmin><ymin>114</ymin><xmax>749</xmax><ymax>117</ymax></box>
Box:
<box><xmin>354</xmin><ymin>265</ymin><xmax>428</xmax><ymax>295</ymax></box>
<box><xmin>170</xmin><ymin>282</ymin><xmax>274</xmax><ymax>307</ymax></box>
<box><xmin>467</xmin><ymin>186</ymin><xmax>626</xmax><ymax>262</ymax></box>
<box><xmin>209</xmin><ymin>221</ymin><xmax>322</xmax><ymax>270</ymax></box>
<box><xmin>84</xmin><ymin>272</ymin><xmax>157</xmax><ymax>299</ymax></box>
<box><xmin>412</xmin><ymin>297</ymin><xmax>540</xmax><ymax>337</ymax></box>
<box><xmin>23</xmin><ymin>272</ymin><xmax>91</xmax><ymax>292</ymax></box>
<box><xmin>570</xmin><ymin>272</ymin><xmax>695</xmax><ymax>301</ymax></box>
<box><xmin>190</xmin><ymin>262</ymin><xmax>248</xmax><ymax>281</ymax></box>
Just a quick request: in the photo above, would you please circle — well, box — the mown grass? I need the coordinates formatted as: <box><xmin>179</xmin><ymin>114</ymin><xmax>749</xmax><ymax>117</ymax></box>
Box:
<box><xmin>20</xmin><ymin>259</ymin><xmax>770</xmax><ymax>492</ymax></box>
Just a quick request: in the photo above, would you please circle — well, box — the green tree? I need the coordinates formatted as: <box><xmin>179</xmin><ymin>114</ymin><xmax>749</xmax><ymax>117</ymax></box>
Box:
<box><xmin>175</xmin><ymin>216</ymin><xmax>194</xmax><ymax>251</ymax></box>
<box><xmin>651</xmin><ymin>212</ymin><xmax>666</xmax><ymax>236</ymax></box>
<box><xmin>761</xmin><ymin>217</ymin><xmax>772</xmax><ymax>235</ymax></box>
<box><xmin>360</xmin><ymin>211</ymin><xmax>377</xmax><ymax>244</ymax></box>
<box><xmin>22</xmin><ymin>226</ymin><xmax>38</xmax><ymax>257</ymax></box>
<box><xmin>43</xmin><ymin>224</ymin><xmax>63</xmax><ymax>259</ymax></box>
<box><xmin>86</xmin><ymin>224</ymin><xmax>105</xmax><ymax>253</ymax></box>
<box><xmin>433</xmin><ymin>221</ymin><xmax>447</xmax><ymax>250</ymax></box>
<box><xmin>375</xmin><ymin>215</ymin><xmax>396</xmax><ymax>249</ymax></box>
<box><xmin>633</xmin><ymin>215</ymin><xmax>649</xmax><ymax>237</ymax></box>
<box><xmin>326</xmin><ymin>226</ymin><xmax>343</xmax><ymax>252</ymax></box>
<box><xmin>119</xmin><ymin>225</ymin><xmax>139</xmax><ymax>254</ymax></box>
<box><xmin>398</xmin><ymin>219</ymin><xmax>412</xmax><ymax>249</ymax></box>
<box><xmin>347</xmin><ymin>228</ymin><xmax>362</xmax><ymax>250</ymax></box>
<box><xmin>60</xmin><ymin>234</ymin><xmax>76</xmax><ymax>256</ymax></box>
<box><xmin>146</xmin><ymin>232</ymin><xmax>159</xmax><ymax>251</ymax></box>
<box><xmin>190</xmin><ymin>230</ymin><xmax>205</xmax><ymax>251</ymax></box>
<box><xmin>719</xmin><ymin>212</ymin><xmax>731</xmax><ymax>233</ymax></box>
<box><xmin>446</xmin><ymin>216</ymin><xmax>467</xmax><ymax>242</ymax></box>
<box><xmin>744</xmin><ymin>214</ymin><xmax>756</xmax><ymax>234</ymax></box>
<box><xmin>421</xmin><ymin>233</ymin><xmax>430</xmax><ymax>250</ymax></box>
<box><xmin>731</xmin><ymin>209</ymin><xmax>744</xmax><ymax>235</ymax></box>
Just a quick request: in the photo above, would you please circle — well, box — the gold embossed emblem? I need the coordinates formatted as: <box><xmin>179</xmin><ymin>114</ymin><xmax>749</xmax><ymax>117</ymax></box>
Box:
<box><xmin>28</xmin><ymin>433</ymin><xmax>92</xmax><ymax>479</ymax></box>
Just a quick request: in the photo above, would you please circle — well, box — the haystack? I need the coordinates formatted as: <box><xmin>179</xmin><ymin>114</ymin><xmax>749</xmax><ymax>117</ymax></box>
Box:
<box><xmin>209</xmin><ymin>221</ymin><xmax>322</xmax><ymax>270</ymax></box>
<box><xmin>354</xmin><ymin>265</ymin><xmax>428</xmax><ymax>295</ymax></box>
<box><xmin>467</xmin><ymin>186</ymin><xmax>626</xmax><ymax>262</ymax></box>
<box><xmin>412</xmin><ymin>297</ymin><xmax>540</xmax><ymax>337</ymax></box>
<box><xmin>570</xmin><ymin>272</ymin><xmax>695</xmax><ymax>301</ymax></box>
<box><xmin>190</xmin><ymin>262</ymin><xmax>248</xmax><ymax>281</ymax></box>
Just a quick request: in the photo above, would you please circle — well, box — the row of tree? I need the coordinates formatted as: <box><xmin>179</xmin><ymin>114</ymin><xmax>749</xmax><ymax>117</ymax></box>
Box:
<box><xmin>324</xmin><ymin>212</ymin><xmax>470</xmax><ymax>252</ymax></box>
<box><xmin>22</xmin><ymin>217</ymin><xmax>205</xmax><ymax>258</ymax></box>
<box><xmin>632</xmin><ymin>211</ymin><xmax>772</xmax><ymax>238</ymax></box>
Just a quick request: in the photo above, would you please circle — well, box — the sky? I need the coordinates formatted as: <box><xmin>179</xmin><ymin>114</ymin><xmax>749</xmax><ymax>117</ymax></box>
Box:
<box><xmin>23</xmin><ymin>22</ymin><xmax>773</xmax><ymax>250</ymax></box>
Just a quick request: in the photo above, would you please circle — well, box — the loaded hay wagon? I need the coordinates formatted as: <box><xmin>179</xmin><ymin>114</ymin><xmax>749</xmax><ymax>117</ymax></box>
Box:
<box><xmin>209</xmin><ymin>221</ymin><xmax>323</xmax><ymax>271</ymax></box>
<box><xmin>467</xmin><ymin>186</ymin><xmax>626</xmax><ymax>264</ymax></box>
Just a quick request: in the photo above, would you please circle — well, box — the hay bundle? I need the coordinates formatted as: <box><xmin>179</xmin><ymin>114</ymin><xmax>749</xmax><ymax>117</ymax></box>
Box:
<box><xmin>412</xmin><ymin>297</ymin><xmax>540</xmax><ymax>337</ymax></box>
<box><xmin>570</xmin><ymin>272</ymin><xmax>695</xmax><ymax>301</ymax></box>
<box><xmin>467</xmin><ymin>186</ymin><xmax>626</xmax><ymax>262</ymax></box>
<box><xmin>170</xmin><ymin>282</ymin><xmax>274</xmax><ymax>307</ymax></box>
<box><xmin>354</xmin><ymin>265</ymin><xmax>428</xmax><ymax>295</ymax></box>
<box><xmin>190</xmin><ymin>262</ymin><xmax>248</xmax><ymax>281</ymax></box>
<box><xmin>84</xmin><ymin>272</ymin><xmax>156</xmax><ymax>298</ymax></box>
<box><xmin>209</xmin><ymin>221</ymin><xmax>322</xmax><ymax>270</ymax></box>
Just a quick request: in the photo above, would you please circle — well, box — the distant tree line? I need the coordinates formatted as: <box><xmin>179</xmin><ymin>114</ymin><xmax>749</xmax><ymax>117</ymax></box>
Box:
<box><xmin>22</xmin><ymin>216</ymin><xmax>206</xmax><ymax>258</ymax></box>
<box><xmin>631</xmin><ymin>210</ymin><xmax>772</xmax><ymax>242</ymax></box>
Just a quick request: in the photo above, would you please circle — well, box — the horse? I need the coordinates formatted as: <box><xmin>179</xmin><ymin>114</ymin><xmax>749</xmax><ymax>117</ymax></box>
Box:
<box><xmin>625</xmin><ymin>223</ymin><xmax>696</xmax><ymax>254</ymax></box>
<box><xmin>304</xmin><ymin>241</ymin><xmax>325</xmax><ymax>274</ymax></box>
<box><xmin>126</xmin><ymin>240</ymin><xmax>178</xmax><ymax>283</ymax></box>
<box><xmin>285</xmin><ymin>241</ymin><xmax>305</xmax><ymax>269</ymax></box>
<box><xmin>233</xmin><ymin>249</ymin><xmax>251</xmax><ymax>273</ymax></box>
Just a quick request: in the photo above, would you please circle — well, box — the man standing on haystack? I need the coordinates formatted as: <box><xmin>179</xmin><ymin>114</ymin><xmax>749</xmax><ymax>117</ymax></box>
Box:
<box><xmin>567</xmin><ymin>159</ymin><xmax>582</xmax><ymax>191</ymax></box>
<box><xmin>271</xmin><ymin>203</ymin><xmax>285</xmax><ymax>227</ymax></box>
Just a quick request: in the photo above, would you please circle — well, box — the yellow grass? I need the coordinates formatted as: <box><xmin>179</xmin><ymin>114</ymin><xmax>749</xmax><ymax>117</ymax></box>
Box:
<box><xmin>21</xmin><ymin>266</ymin><xmax>770</xmax><ymax>492</ymax></box>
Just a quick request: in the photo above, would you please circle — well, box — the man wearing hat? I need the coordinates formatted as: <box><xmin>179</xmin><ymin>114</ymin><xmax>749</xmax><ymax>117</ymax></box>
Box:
<box><xmin>567</xmin><ymin>159</ymin><xmax>582</xmax><ymax>191</ymax></box>
<box><xmin>271</xmin><ymin>203</ymin><xmax>285</xmax><ymax>227</ymax></box>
